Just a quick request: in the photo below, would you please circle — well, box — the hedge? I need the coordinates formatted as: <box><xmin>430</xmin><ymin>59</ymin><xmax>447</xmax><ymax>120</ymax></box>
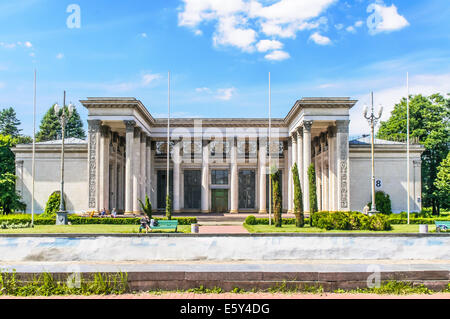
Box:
<box><xmin>0</xmin><ymin>214</ymin><xmax>197</xmax><ymax>226</ymax></box>
<box><xmin>244</xmin><ymin>215</ymin><xmax>310</xmax><ymax>225</ymax></box>
<box><xmin>388</xmin><ymin>217</ymin><xmax>450</xmax><ymax>225</ymax></box>
<box><xmin>310</xmin><ymin>211</ymin><xmax>391</xmax><ymax>231</ymax></box>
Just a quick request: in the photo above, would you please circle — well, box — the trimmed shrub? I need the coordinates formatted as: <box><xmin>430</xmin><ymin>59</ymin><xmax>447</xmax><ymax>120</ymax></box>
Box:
<box><xmin>316</xmin><ymin>214</ymin><xmax>333</xmax><ymax>230</ymax></box>
<box><xmin>330</xmin><ymin>211</ymin><xmax>350</xmax><ymax>230</ymax></box>
<box><xmin>311</xmin><ymin>211</ymin><xmax>391</xmax><ymax>231</ymax></box>
<box><xmin>271</xmin><ymin>170</ymin><xmax>282</xmax><ymax>227</ymax></box>
<box><xmin>308</xmin><ymin>164</ymin><xmax>318</xmax><ymax>215</ymax></box>
<box><xmin>291</xmin><ymin>163</ymin><xmax>304</xmax><ymax>227</ymax></box>
<box><xmin>42</xmin><ymin>191</ymin><xmax>61</xmax><ymax>217</ymax></box>
<box><xmin>165</xmin><ymin>195</ymin><xmax>172</xmax><ymax>220</ymax></box>
<box><xmin>244</xmin><ymin>215</ymin><xmax>257</xmax><ymax>225</ymax></box>
<box><xmin>138</xmin><ymin>195</ymin><xmax>152</xmax><ymax>219</ymax></box>
<box><xmin>368</xmin><ymin>191</ymin><xmax>392</xmax><ymax>214</ymax></box>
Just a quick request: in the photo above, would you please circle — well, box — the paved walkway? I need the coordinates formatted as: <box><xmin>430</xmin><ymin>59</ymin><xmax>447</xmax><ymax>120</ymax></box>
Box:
<box><xmin>198</xmin><ymin>225</ymin><xmax>248</xmax><ymax>234</ymax></box>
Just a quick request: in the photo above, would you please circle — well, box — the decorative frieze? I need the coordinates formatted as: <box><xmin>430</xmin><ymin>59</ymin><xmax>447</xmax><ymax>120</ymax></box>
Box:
<box><xmin>87</xmin><ymin>120</ymin><xmax>101</xmax><ymax>208</ymax></box>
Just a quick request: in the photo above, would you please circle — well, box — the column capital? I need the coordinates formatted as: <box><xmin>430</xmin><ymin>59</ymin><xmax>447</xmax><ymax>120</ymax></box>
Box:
<box><xmin>124</xmin><ymin>120</ymin><xmax>136</xmax><ymax>132</ymax></box>
<box><xmin>87</xmin><ymin>119</ymin><xmax>101</xmax><ymax>133</ymax></box>
<box><xmin>290</xmin><ymin>131</ymin><xmax>297</xmax><ymax>141</ymax></box>
<box><xmin>302</xmin><ymin>120</ymin><xmax>313</xmax><ymax>132</ymax></box>
<box><xmin>296</xmin><ymin>127</ymin><xmax>303</xmax><ymax>135</ymax></box>
<box><xmin>140</xmin><ymin>132</ymin><xmax>147</xmax><ymax>143</ymax></box>
<box><xmin>336</xmin><ymin>120</ymin><xmax>350</xmax><ymax>133</ymax></box>
<box><xmin>320</xmin><ymin>132</ymin><xmax>327</xmax><ymax>144</ymax></box>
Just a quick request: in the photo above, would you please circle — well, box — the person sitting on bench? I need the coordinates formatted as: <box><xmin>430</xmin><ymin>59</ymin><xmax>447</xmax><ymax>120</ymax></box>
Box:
<box><xmin>139</xmin><ymin>216</ymin><xmax>150</xmax><ymax>233</ymax></box>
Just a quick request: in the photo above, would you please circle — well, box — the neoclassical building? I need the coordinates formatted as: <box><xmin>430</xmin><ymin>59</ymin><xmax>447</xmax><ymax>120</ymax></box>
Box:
<box><xmin>13</xmin><ymin>97</ymin><xmax>424</xmax><ymax>214</ymax></box>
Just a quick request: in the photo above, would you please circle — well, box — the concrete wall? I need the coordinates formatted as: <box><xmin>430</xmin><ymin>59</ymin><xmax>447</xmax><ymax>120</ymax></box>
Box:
<box><xmin>14</xmin><ymin>145</ymin><xmax>89</xmax><ymax>214</ymax></box>
<box><xmin>349</xmin><ymin>147</ymin><xmax>422</xmax><ymax>213</ymax></box>
<box><xmin>1</xmin><ymin>234</ymin><xmax>448</xmax><ymax>262</ymax></box>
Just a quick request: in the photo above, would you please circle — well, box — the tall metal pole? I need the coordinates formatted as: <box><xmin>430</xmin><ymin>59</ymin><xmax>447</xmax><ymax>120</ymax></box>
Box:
<box><xmin>407</xmin><ymin>72</ymin><xmax>410</xmax><ymax>224</ymax></box>
<box><xmin>370</xmin><ymin>92</ymin><xmax>376</xmax><ymax>213</ymax></box>
<box><xmin>268</xmin><ymin>72</ymin><xmax>272</xmax><ymax>226</ymax></box>
<box><xmin>166</xmin><ymin>71</ymin><xmax>170</xmax><ymax>201</ymax></box>
<box><xmin>364</xmin><ymin>91</ymin><xmax>383</xmax><ymax>215</ymax></box>
<box><xmin>59</xmin><ymin>91</ymin><xmax>66</xmax><ymax>212</ymax></box>
<box><xmin>31</xmin><ymin>70</ymin><xmax>36</xmax><ymax>226</ymax></box>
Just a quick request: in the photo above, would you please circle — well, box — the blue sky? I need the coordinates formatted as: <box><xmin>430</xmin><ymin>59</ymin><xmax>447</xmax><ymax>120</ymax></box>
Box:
<box><xmin>0</xmin><ymin>0</ymin><xmax>449</xmax><ymax>137</ymax></box>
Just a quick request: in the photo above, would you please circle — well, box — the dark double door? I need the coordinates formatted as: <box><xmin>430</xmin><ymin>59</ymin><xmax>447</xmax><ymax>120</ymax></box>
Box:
<box><xmin>212</xmin><ymin>189</ymin><xmax>228</xmax><ymax>213</ymax></box>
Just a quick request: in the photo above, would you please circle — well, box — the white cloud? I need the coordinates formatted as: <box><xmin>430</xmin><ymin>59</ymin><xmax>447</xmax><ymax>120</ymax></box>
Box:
<box><xmin>216</xmin><ymin>87</ymin><xmax>236</xmax><ymax>100</ymax></box>
<box><xmin>264</xmin><ymin>50</ymin><xmax>290</xmax><ymax>61</ymax></box>
<box><xmin>346</xmin><ymin>26</ymin><xmax>356</xmax><ymax>33</ymax></box>
<box><xmin>56</xmin><ymin>53</ymin><xmax>64</xmax><ymax>59</ymax></box>
<box><xmin>0</xmin><ymin>82</ymin><xmax>5</xmax><ymax>89</ymax></box>
<box><xmin>178</xmin><ymin>0</ymin><xmax>335</xmax><ymax>58</ymax></box>
<box><xmin>196</xmin><ymin>87</ymin><xmax>212</xmax><ymax>93</ymax></box>
<box><xmin>354</xmin><ymin>20</ymin><xmax>363</xmax><ymax>27</ymax></box>
<box><xmin>256</xmin><ymin>39</ymin><xmax>283</xmax><ymax>52</ymax></box>
<box><xmin>309</xmin><ymin>32</ymin><xmax>331</xmax><ymax>45</ymax></box>
<box><xmin>140</xmin><ymin>32</ymin><xmax>148</xmax><ymax>38</ymax></box>
<box><xmin>366</xmin><ymin>1</ymin><xmax>409</xmax><ymax>35</ymax></box>
<box><xmin>29</xmin><ymin>52</ymin><xmax>35</xmax><ymax>57</ymax></box>
<box><xmin>334</xmin><ymin>23</ymin><xmax>344</xmax><ymax>30</ymax></box>
<box><xmin>212</xmin><ymin>15</ymin><xmax>257</xmax><ymax>52</ymax></box>
<box><xmin>0</xmin><ymin>41</ymin><xmax>33</xmax><ymax>49</ymax></box>
<box><xmin>24</xmin><ymin>41</ymin><xmax>32</xmax><ymax>48</ymax></box>
<box><xmin>142</xmin><ymin>73</ymin><xmax>161</xmax><ymax>85</ymax></box>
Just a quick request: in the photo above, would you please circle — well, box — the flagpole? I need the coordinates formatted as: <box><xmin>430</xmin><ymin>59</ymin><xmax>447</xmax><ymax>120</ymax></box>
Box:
<box><xmin>407</xmin><ymin>72</ymin><xmax>410</xmax><ymax>225</ymax></box>
<box><xmin>166</xmin><ymin>71</ymin><xmax>170</xmax><ymax>204</ymax></box>
<box><xmin>31</xmin><ymin>69</ymin><xmax>36</xmax><ymax>227</ymax></box>
<box><xmin>268</xmin><ymin>72</ymin><xmax>272</xmax><ymax>226</ymax></box>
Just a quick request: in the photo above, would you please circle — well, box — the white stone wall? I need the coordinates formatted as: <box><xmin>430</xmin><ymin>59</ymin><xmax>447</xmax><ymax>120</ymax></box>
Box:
<box><xmin>349</xmin><ymin>147</ymin><xmax>423</xmax><ymax>213</ymax></box>
<box><xmin>15</xmin><ymin>147</ymin><xmax>89</xmax><ymax>214</ymax></box>
<box><xmin>0</xmin><ymin>235</ymin><xmax>448</xmax><ymax>262</ymax></box>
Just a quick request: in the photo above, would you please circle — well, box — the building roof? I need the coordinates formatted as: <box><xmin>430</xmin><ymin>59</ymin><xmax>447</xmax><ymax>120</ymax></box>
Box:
<box><xmin>350</xmin><ymin>135</ymin><xmax>407</xmax><ymax>145</ymax></box>
<box><xmin>35</xmin><ymin>138</ymin><xmax>87</xmax><ymax>145</ymax></box>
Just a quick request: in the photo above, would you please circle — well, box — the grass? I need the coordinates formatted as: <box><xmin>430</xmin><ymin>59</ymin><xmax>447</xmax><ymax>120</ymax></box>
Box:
<box><xmin>243</xmin><ymin>223</ymin><xmax>437</xmax><ymax>233</ymax></box>
<box><xmin>0</xmin><ymin>224</ymin><xmax>191</xmax><ymax>234</ymax></box>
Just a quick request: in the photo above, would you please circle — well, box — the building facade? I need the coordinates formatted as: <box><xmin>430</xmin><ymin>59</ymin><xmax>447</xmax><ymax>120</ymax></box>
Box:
<box><xmin>13</xmin><ymin>97</ymin><xmax>424</xmax><ymax>214</ymax></box>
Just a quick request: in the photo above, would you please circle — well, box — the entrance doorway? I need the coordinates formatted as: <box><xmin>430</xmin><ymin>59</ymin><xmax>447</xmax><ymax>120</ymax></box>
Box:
<box><xmin>211</xmin><ymin>189</ymin><xmax>228</xmax><ymax>213</ymax></box>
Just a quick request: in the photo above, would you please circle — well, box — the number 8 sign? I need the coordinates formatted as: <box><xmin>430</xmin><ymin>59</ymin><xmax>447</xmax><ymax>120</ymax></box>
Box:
<box><xmin>375</xmin><ymin>179</ymin><xmax>382</xmax><ymax>189</ymax></box>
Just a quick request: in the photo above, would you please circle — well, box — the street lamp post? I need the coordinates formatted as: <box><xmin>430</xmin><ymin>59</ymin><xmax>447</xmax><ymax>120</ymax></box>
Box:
<box><xmin>363</xmin><ymin>92</ymin><xmax>383</xmax><ymax>216</ymax></box>
<box><xmin>54</xmin><ymin>91</ymin><xmax>74</xmax><ymax>225</ymax></box>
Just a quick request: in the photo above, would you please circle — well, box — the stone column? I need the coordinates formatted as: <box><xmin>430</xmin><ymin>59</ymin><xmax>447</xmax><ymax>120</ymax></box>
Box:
<box><xmin>173</xmin><ymin>139</ymin><xmax>181</xmax><ymax>213</ymax></box>
<box><xmin>302</xmin><ymin>120</ymin><xmax>312</xmax><ymax>213</ymax></box>
<box><xmin>328</xmin><ymin>126</ymin><xmax>337</xmax><ymax>211</ymax></box>
<box><xmin>314</xmin><ymin>137</ymin><xmax>321</xmax><ymax>211</ymax></box>
<box><xmin>297</xmin><ymin>127</ymin><xmax>303</xmax><ymax>190</ymax></box>
<box><xmin>124</xmin><ymin>121</ymin><xmax>135</xmax><ymax>213</ymax></box>
<box><xmin>230</xmin><ymin>137</ymin><xmax>238</xmax><ymax>213</ymax></box>
<box><xmin>258</xmin><ymin>137</ymin><xmax>267</xmax><ymax>214</ymax></box>
<box><xmin>146</xmin><ymin>137</ymin><xmax>152</xmax><ymax>202</ymax></box>
<box><xmin>320</xmin><ymin>133</ymin><xmax>327</xmax><ymax>211</ymax></box>
<box><xmin>413</xmin><ymin>160</ymin><xmax>422</xmax><ymax>212</ymax></box>
<box><xmin>336</xmin><ymin>120</ymin><xmax>350</xmax><ymax>211</ymax></box>
<box><xmin>140</xmin><ymin>132</ymin><xmax>146</xmax><ymax>202</ymax></box>
<box><xmin>201</xmin><ymin>140</ymin><xmax>210</xmax><ymax>213</ymax></box>
<box><xmin>132</xmin><ymin>126</ymin><xmax>141</xmax><ymax>213</ymax></box>
<box><xmin>287</xmin><ymin>136</ymin><xmax>293</xmax><ymax>213</ymax></box>
<box><xmin>87</xmin><ymin>120</ymin><xmax>101</xmax><ymax>211</ymax></box>
<box><xmin>99</xmin><ymin>125</ymin><xmax>110</xmax><ymax>212</ymax></box>
<box><xmin>111</xmin><ymin>136</ymin><xmax>118</xmax><ymax>210</ymax></box>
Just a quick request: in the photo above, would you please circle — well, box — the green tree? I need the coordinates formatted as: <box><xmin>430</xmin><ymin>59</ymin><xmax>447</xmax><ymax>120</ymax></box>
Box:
<box><xmin>0</xmin><ymin>172</ymin><xmax>25</xmax><ymax>214</ymax></box>
<box><xmin>271</xmin><ymin>169</ymin><xmax>282</xmax><ymax>227</ymax></box>
<box><xmin>435</xmin><ymin>152</ymin><xmax>450</xmax><ymax>209</ymax></box>
<box><xmin>377</xmin><ymin>93</ymin><xmax>449</xmax><ymax>214</ymax></box>
<box><xmin>308</xmin><ymin>164</ymin><xmax>318</xmax><ymax>215</ymax></box>
<box><xmin>291</xmin><ymin>163</ymin><xmax>304</xmax><ymax>227</ymax></box>
<box><xmin>368</xmin><ymin>191</ymin><xmax>392</xmax><ymax>214</ymax></box>
<box><xmin>0</xmin><ymin>134</ymin><xmax>16</xmax><ymax>176</ymax></box>
<box><xmin>42</xmin><ymin>191</ymin><xmax>61</xmax><ymax>217</ymax></box>
<box><xmin>36</xmin><ymin>104</ymin><xmax>86</xmax><ymax>142</ymax></box>
<box><xmin>139</xmin><ymin>195</ymin><xmax>152</xmax><ymax>219</ymax></box>
<box><xmin>0</xmin><ymin>107</ymin><xmax>22</xmax><ymax>138</ymax></box>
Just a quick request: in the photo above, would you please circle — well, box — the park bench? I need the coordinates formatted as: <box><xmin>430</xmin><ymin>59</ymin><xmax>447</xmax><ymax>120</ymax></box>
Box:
<box><xmin>150</xmin><ymin>220</ymin><xmax>178</xmax><ymax>232</ymax></box>
<box><xmin>435</xmin><ymin>220</ymin><xmax>450</xmax><ymax>232</ymax></box>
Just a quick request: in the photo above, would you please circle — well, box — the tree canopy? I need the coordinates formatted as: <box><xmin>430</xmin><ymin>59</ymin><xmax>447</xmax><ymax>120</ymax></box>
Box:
<box><xmin>0</xmin><ymin>107</ymin><xmax>22</xmax><ymax>138</ymax></box>
<box><xmin>36</xmin><ymin>104</ymin><xmax>86</xmax><ymax>142</ymax></box>
<box><xmin>377</xmin><ymin>93</ymin><xmax>449</xmax><ymax>213</ymax></box>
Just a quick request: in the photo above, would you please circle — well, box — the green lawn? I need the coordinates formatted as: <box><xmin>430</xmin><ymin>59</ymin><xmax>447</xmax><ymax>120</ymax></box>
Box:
<box><xmin>0</xmin><ymin>224</ymin><xmax>191</xmax><ymax>234</ymax></box>
<box><xmin>243</xmin><ymin>224</ymin><xmax>437</xmax><ymax>233</ymax></box>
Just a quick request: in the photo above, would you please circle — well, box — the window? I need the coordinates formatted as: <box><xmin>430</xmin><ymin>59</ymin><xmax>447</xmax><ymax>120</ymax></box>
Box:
<box><xmin>211</xmin><ymin>170</ymin><xmax>228</xmax><ymax>185</ymax></box>
<box><xmin>239</xmin><ymin>170</ymin><xmax>255</xmax><ymax>209</ymax></box>
<box><xmin>184</xmin><ymin>170</ymin><xmax>201</xmax><ymax>209</ymax></box>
